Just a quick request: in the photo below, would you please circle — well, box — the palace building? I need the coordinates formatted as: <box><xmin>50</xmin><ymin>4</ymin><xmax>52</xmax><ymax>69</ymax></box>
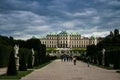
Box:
<box><xmin>40</xmin><ymin>31</ymin><xmax>102</xmax><ymax>48</ymax></box>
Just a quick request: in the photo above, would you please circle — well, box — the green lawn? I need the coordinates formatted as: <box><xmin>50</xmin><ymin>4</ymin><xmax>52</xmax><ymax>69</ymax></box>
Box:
<box><xmin>72</xmin><ymin>48</ymin><xmax>86</xmax><ymax>51</ymax></box>
<box><xmin>0</xmin><ymin>61</ymin><xmax>53</xmax><ymax>80</ymax></box>
<box><xmin>0</xmin><ymin>70</ymin><xmax>33</xmax><ymax>80</ymax></box>
<box><xmin>46</xmin><ymin>48</ymin><xmax>56</xmax><ymax>51</ymax></box>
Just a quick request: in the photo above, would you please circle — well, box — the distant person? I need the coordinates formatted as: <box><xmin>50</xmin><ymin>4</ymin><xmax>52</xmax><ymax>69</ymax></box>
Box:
<box><xmin>86</xmin><ymin>56</ymin><xmax>90</xmax><ymax>67</ymax></box>
<box><xmin>73</xmin><ymin>56</ymin><xmax>77</xmax><ymax>65</ymax></box>
<box><xmin>63</xmin><ymin>54</ymin><xmax>67</xmax><ymax>62</ymax></box>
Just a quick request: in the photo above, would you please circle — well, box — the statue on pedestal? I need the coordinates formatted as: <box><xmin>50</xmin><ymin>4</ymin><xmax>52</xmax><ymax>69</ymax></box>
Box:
<box><xmin>14</xmin><ymin>44</ymin><xmax>19</xmax><ymax>70</ymax></box>
<box><xmin>32</xmin><ymin>48</ymin><xmax>35</xmax><ymax>66</ymax></box>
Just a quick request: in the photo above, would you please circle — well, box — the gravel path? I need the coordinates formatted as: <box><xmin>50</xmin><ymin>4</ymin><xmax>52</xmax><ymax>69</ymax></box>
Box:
<box><xmin>21</xmin><ymin>59</ymin><xmax>120</xmax><ymax>80</ymax></box>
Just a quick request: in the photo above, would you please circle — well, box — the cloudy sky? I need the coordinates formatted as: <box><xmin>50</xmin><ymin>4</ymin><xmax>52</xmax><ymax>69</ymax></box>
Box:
<box><xmin>0</xmin><ymin>0</ymin><xmax>120</xmax><ymax>40</ymax></box>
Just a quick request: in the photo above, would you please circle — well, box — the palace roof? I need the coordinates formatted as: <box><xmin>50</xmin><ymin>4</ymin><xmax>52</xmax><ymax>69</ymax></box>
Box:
<box><xmin>47</xmin><ymin>31</ymin><xmax>80</xmax><ymax>36</ymax></box>
<box><xmin>59</xmin><ymin>31</ymin><xmax>68</xmax><ymax>35</ymax></box>
<box><xmin>90</xmin><ymin>35</ymin><xmax>96</xmax><ymax>39</ymax></box>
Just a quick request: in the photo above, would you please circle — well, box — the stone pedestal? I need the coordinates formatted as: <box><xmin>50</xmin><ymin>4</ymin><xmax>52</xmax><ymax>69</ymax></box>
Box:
<box><xmin>15</xmin><ymin>56</ymin><xmax>19</xmax><ymax>70</ymax></box>
<box><xmin>14</xmin><ymin>44</ymin><xmax>19</xmax><ymax>70</ymax></box>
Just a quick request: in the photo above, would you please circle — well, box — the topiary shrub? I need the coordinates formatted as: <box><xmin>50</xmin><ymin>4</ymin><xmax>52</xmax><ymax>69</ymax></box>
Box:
<box><xmin>113</xmin><ymin>50</ymin><xmax>120</xmax><ymax>69</ymax></box>
<box><xmin>104</xmin><ymin>52</ymin><xmax>109</xmax><ymax>67</ymax></box>
<box><xmin>0</xmin><ymin>45</ymin><xmax>12</xmax><ymax>67</ymax></box>
<box><xmin>19</xmin><ymin>48</ymin><xmax>27</xmax><ymax>71</ymax></box>
<box><xmin>34</xmin><ymin>51</ymin><xmax>39</xmax><ymax>67</ymax></box>
<box><xmin>19</xmin><ymin>52</ymin><xmax>27</xmax><ymax>71</ymax></box>
<box><xmin>7</xmin><ymin>51</ymin><xmax>17</xmax><ymax>75</ymax></box>
<box><xmin>27</xmin><ymin>50</ymin><xmax>33</xmax><ymax>68</ymax></box>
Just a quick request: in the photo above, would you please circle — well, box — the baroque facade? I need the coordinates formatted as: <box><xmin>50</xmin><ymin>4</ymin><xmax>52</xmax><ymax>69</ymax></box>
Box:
<box><xmin>40</xmin><ymin>31</ymin><xmax>100</xmax><ymax>48</ymax></box>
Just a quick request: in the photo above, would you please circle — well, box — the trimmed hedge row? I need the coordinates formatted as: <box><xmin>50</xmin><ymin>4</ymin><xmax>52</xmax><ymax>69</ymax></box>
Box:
<box><xmin>0</xmin><ymin>45</ymin><xmax>13</xmax><ymax>68</ymax></box>
<box><xmin>105</xmin><ymin>49</ymin><xmax>120</xmax><ymax>69</ymax></box>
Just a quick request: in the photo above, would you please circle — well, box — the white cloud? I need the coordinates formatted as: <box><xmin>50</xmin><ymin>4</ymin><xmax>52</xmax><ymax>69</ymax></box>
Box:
<box><xmin>82</xmin><ymin>31</ymin><xmax>109</xmax><ymax>38</ymax></box>
<box><xmin>0</xmin><ymin>0</ymin><xmax>119</xmax><ymax>40</ymax></box>
<box><xmin>61</xmin><ymin>21</ymin><xmax>75</xmax><ymax>28</ymax></box>
<box><xmin>63</xmin><ymin>22</ymin><xmax>74</xmax><ymax>28</ymax></box>
<box><xmin>108</xmin><ymin>1</ymin><xmax>120</xmax><ymax>5</ymax></box>
<box><xmin>0</xmin><ymin>10</ymin><xmax>52</xmax><ymax>40</ymax></box>
<box><xmin>92</xmin><ymin>31</ymin><xmax>109</xmax><ymax>37</ymax></box>
<box><xmin>56</xmin><ymin>20</ymin><xmax>86</xmax><ymax>30</ymax></box>
<box><xmin>99</xmin><ymin>0</ymin><xmax>108</xmax><ymax>2</ymax></box>
<box><xmin>73</xmin><ymin>8</ymin><xmax>97</xmax><ymax>17</ymax></box>
<box><xmin>92</xmin><ymin>16</ymin><xmax>101</xmax><ymax>24</ymax></box>
<box><xmin>14</xmin><ymin>34</ymin><xmax>33</xmax><ymax>40</ymax></box>
<box><xmin>6</xmin><ymin>0</ymin><xmax>40</xmax><ymax>10</ymax></box>
<box><xmin>26</xmin><ymin>26</ymin><xmax>52</xmax><ymax>32</ymax></box>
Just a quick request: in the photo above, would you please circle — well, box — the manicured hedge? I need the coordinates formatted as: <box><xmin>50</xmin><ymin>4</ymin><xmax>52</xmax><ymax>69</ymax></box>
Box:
<box><xmin>0</xmin><ymin>45</ymin><xmax>13</xmax><ymax>67</ymax></box>
<box><xmin>7</xmin><ymin>51</ymin><xmax>17</xmax><ymax>75</ymax></box>
<box><xmin>105</xmin><ymin>49</ymin><xmax>120</xmax><ymax>69</ymax></box>
<box><xmin>19</xmin><ymin>48</ymin><xmax>31</xmax><ymax>71</ymax></box>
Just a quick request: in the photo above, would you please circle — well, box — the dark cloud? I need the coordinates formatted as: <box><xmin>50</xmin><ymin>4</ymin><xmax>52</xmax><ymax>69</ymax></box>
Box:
<box><xmin>0</xmin><ymin>0</ymin><xmax>120</xmax><ymax>39</ymax></box>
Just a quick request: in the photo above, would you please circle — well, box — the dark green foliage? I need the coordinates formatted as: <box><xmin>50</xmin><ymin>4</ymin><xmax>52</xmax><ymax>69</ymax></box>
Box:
<box><xmin>39</xmin><ymin>44</ymin><xmax>46</xmax><ymax>64</ymax></box>
<box><xmin>97</xmin><ymin>51</ymin><xmax>103</xmax><ymax>65</ymax></box>
<box><xmin>0</xmin><ymin>35</ymin><xmax>10</xmax><ymax>46</ymax></box>
<box><xmin>113</xmin><ymin>50</ymin><xmax>120</xmax><ymax>69</ymax></box>
<box><xmin>34</xmin><ymin>52</ymin><xmax>39</xmax><ymax>67</ymax></box>
<box><xmin>19</xmin><ymin>53</ymin><xmax>27</xmax><ymax>71</ymax></box>
<box><xmin>0</xmin><ymin>35</ymin><xmax>15</xmax><ymax>67</ymax></box>
<box><xmin>49</xmin><ymin>56</ymin><xmax>57</xmax><ymax>61</ymax></box>
<box><xmin>104</xmin><ymin>50</ymin><xmax>120</xmax><ymax>69</ymax></box>
<box><xmin>0</xmin><ymin>34</ymin><xmax>51</xmax><ymax>69</ymax></box>
<box><xmin>9</xmin><ymin>36</ymin><xmax>14</xmax><ymax>47</ymax></box>
<box><xmin>26</xmin><ymin>39</ymin><xmax>41</xmax><ymax>50</ymax></box>
<box><xmin>98</xmin><ymin>29</ymin><xmax>120</xmax><ymax>68</ymax></box>
<box><xmin>45</xmin><ymin>55</ymin><xmax>50</xmax><ymax>62</ymax></box>
<box><xmin>14</xmin><ymin>40</ymin><xmax>26</xmax><ymax>48</ymax></box>
<box><xmin>25</xmin><ymin>38</ymin><xmax>42</xmax><ymax>65</ymax></box>
<box><xmin>27</xmin><ymin>51</ymin><xmax>33</xmax><ymax>68</ymax></box>
<box><xmin>86</xmin><ymin>45</ymin><xmax>97</xmax><ymax>63</ymax></box>
<box><xmin>104</xmin><ymin>52</ymin><xmax>109</xmax><ymax>67</ymax></box>
<box><xmin>0</xmin><ymin>45</ymin><xmax>12</xmax><ymax>67</ymax></box>
<box><xmin>86</xmin><ymin>29</ymin><xmax>120</xmax><ymax>69</ymax></box>
<box><xmin>7</xmin><ymin>51</ymin><xmax>17</xmax><ymax>75</ymax></box>
<box><xmin>19</xmin><ymin>49</ymin><xmax>27</xmax><ymax>71</ymax></box>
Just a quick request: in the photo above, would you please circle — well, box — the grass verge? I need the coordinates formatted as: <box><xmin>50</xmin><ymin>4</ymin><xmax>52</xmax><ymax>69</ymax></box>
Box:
<box><xmin>0</xmin><ymin>60</ymin><xmax>53</xmax><ymax>80</ymax></box>
<box><xmin>0</xmin><ymin>70</ymin><xmax>33</xmax><ymax>80</ymax></box>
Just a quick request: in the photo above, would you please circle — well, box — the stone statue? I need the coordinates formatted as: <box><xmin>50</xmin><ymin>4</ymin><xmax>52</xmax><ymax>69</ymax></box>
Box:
<box><xmin>32</xmin><ymin>48</ymin><xmax>35</xmax><ymax>66</ymax></box>
<box><xmin>14</xmin><ymin>44</ymin><xmax>19</xmax><ymax>70</ymax></box>
<box><xmin>102</xmin><ymin>48</ymin><xmax>105</xmax><ymax>56</ymax></box>
<box><xmin>14</xmin><ymin>45</ymin><xmax>19</xmax><ymax>57</ymax></box>
<box><xmin>102</xmin><ymin>48</ymin><xmax>105</xmax><ymax>65</ymax></box>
